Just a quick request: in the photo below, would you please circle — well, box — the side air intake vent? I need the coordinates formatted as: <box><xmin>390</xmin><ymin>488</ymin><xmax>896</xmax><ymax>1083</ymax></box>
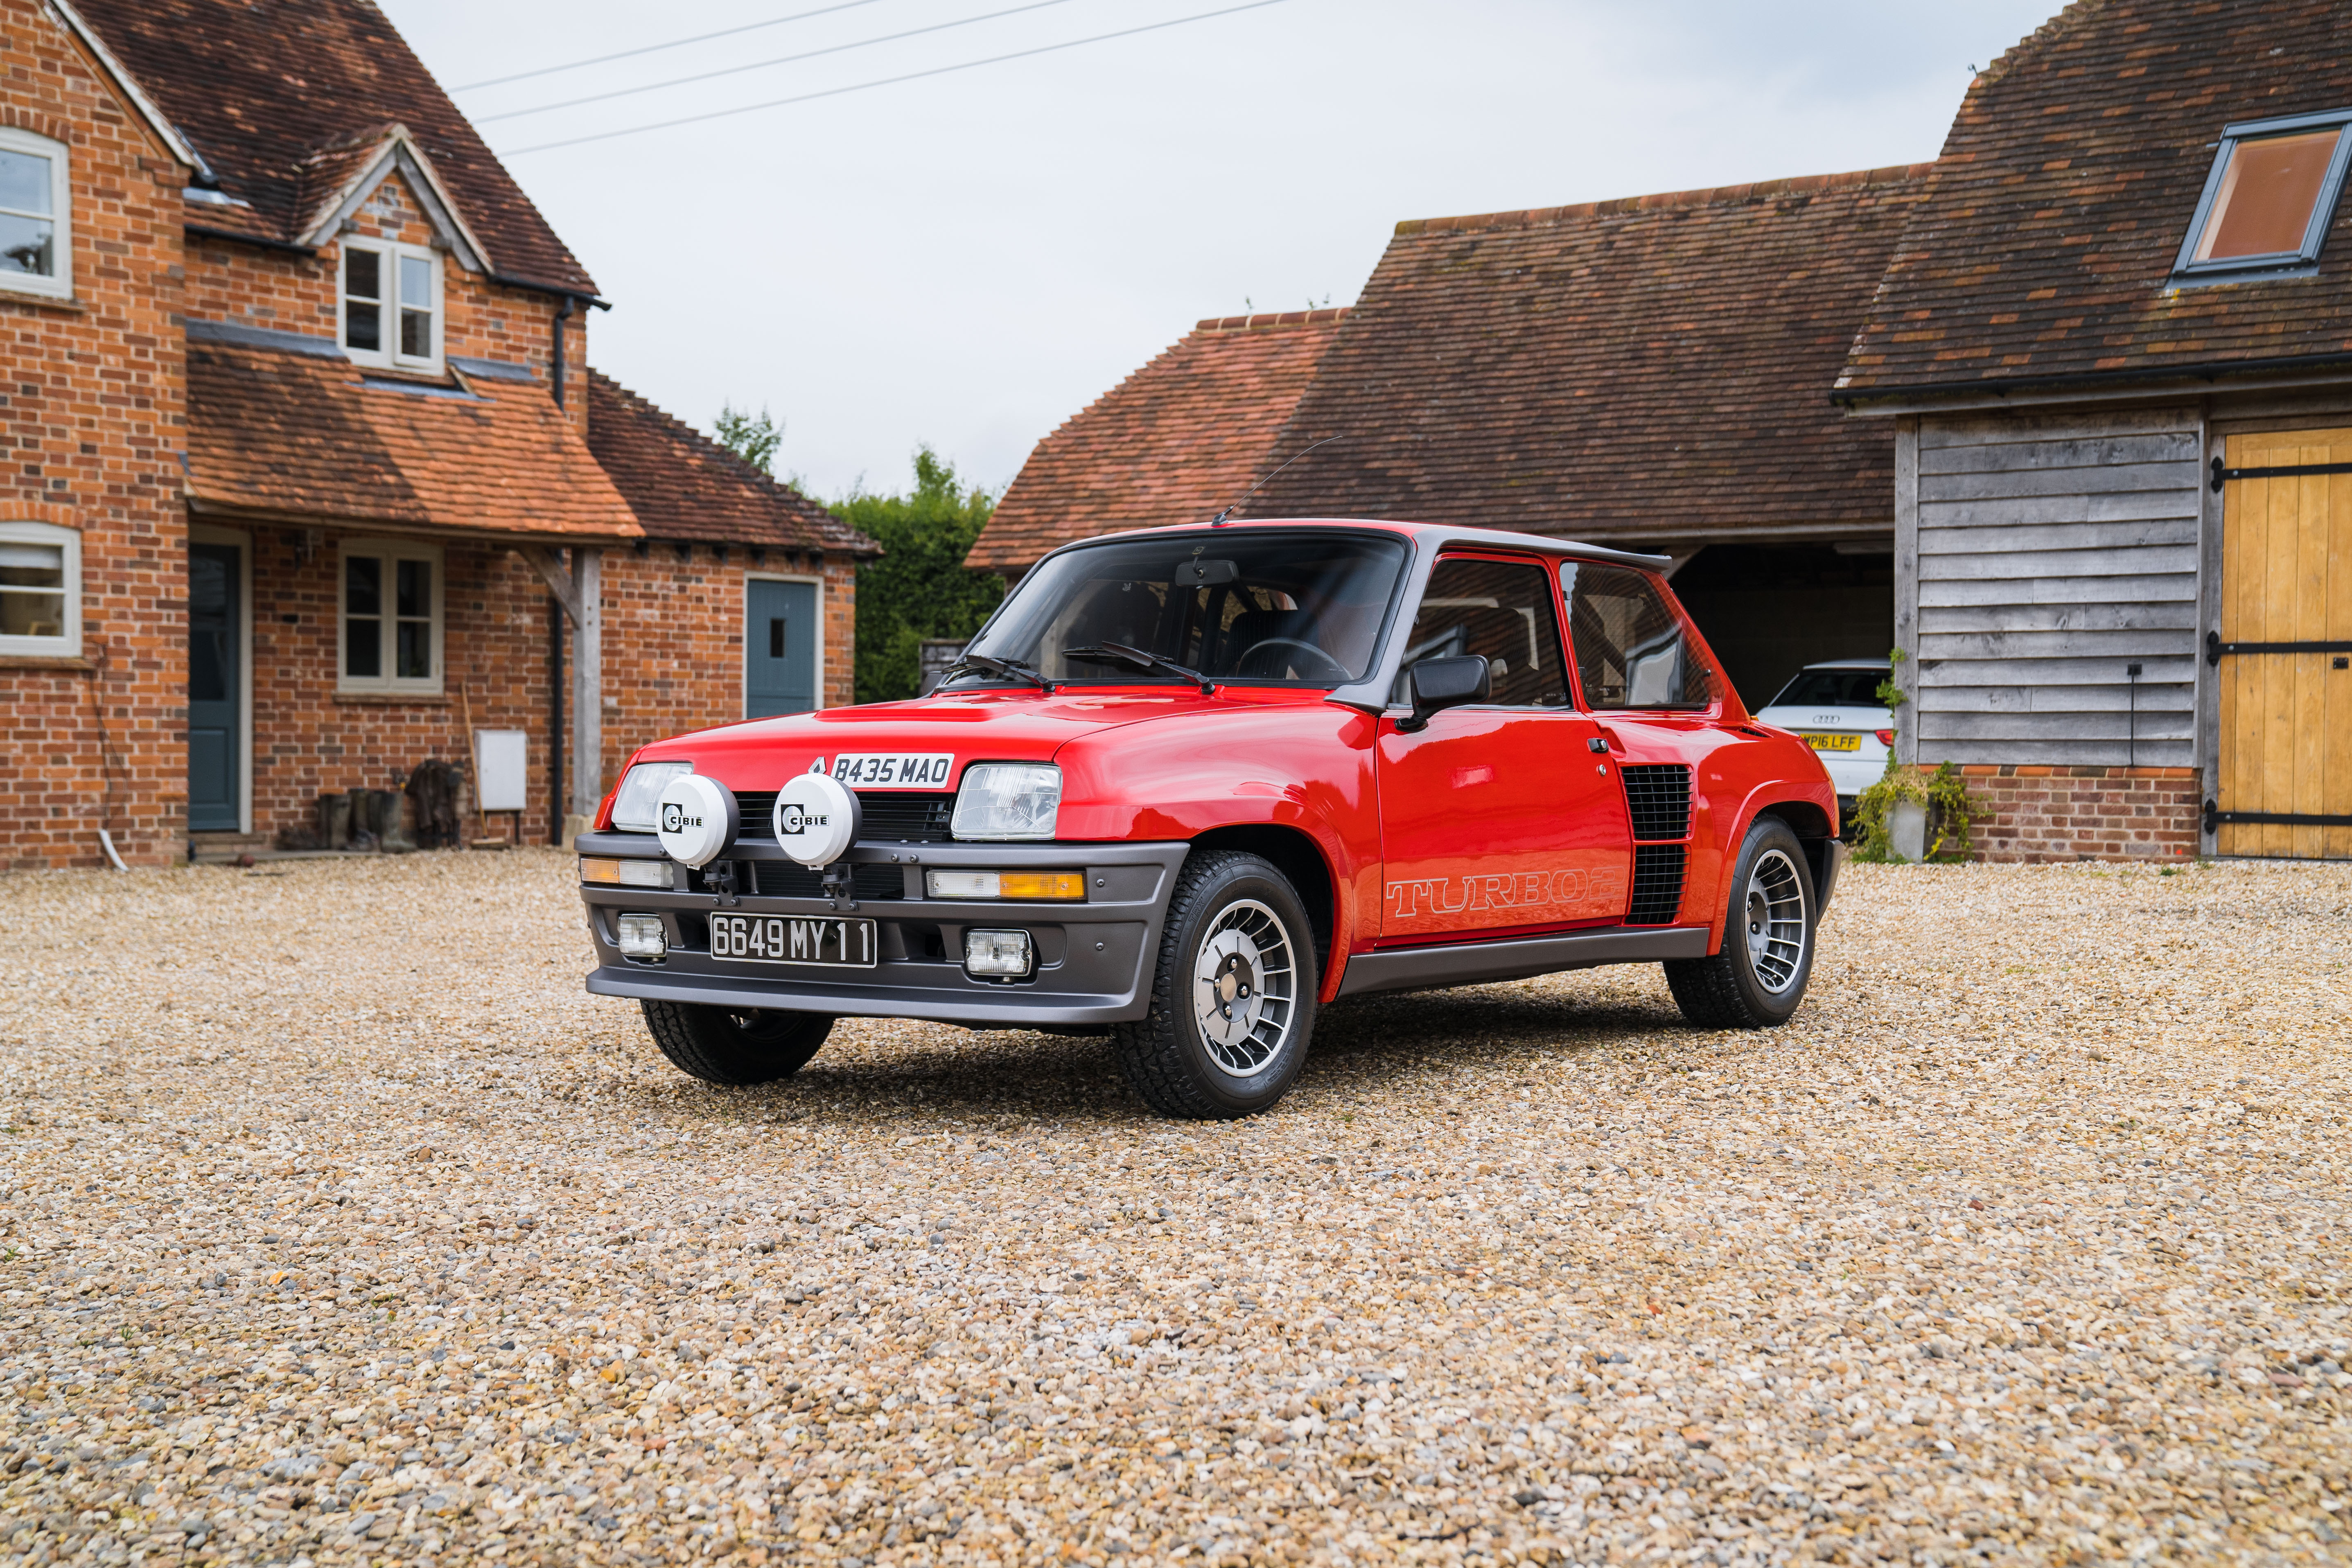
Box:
<box><xmin>1629</xmin><ymin>844</ymin><xmax>1687</xmax><ymax>925</ymax></box>
<box><xmin>1620</xmin><ymin>764</ymin><xmax>1693</xmax><ymax>841</ymax></box>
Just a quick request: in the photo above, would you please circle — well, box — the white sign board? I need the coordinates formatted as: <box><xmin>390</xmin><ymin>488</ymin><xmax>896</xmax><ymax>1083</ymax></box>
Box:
<box><xmin>474</xmin><ymin>729</ymin><xmax>529</xmax><ymax>813</ymax></box>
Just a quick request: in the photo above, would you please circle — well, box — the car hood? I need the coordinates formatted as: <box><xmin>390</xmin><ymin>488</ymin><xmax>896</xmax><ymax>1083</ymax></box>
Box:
<box><xmin>630</xmin><ymin>686</ymin><xmax>1332</xmax><ymax>791</ymax></box>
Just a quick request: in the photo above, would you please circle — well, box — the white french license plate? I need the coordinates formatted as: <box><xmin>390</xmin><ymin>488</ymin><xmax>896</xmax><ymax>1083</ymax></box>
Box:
<box><xmin>828</xmin><ymin>753</ymin><xmax>954</xmax><ymax>787</ymax></box>
<box><xmin>709</xmin><ymin>914</ymin><xmax>876</xmax><ymax>968</ymax></box>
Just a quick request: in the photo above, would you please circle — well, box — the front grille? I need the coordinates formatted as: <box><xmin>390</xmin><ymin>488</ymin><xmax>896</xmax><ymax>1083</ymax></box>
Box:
<box><xmin>1620</xmin><ymin>764</ymin><xmax>1693</xmax><ymax>841</ymax></box>
<box><xmin>1628</xmin><ymin>844</ymin><xmax>1687</xmax><ymax>925</ymax></box>
<box><xmin>753</xmin><ymin>861</ymin><xmax>905</xmax><ymax>900</ymax></box>
<box><xmin>734</xmin><ymin>790</ymin><xmax>957</xmax><ymax>843</ymax></box>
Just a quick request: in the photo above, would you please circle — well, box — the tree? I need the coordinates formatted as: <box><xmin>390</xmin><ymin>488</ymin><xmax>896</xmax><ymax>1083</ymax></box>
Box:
<box><xmin>834</xmin><ymin>449</ymin><xmax>1004</xmax><ymax>704</ymax></box>
<box><xmin>713</xmin><ymin>403</ymin><xmax>782</xmax><ymax>475</ymax></box>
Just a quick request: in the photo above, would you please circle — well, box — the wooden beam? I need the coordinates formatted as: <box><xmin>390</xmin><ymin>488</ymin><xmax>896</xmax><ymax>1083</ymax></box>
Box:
<box><xmin>518</xmin><ymin>545</ymin><xmax>582</xmax><ymax>624</ymax></box>
<box><xmin>571</xmin><ymin>548</ymin><xmax>603</xmax><ymax>818</ymax></box>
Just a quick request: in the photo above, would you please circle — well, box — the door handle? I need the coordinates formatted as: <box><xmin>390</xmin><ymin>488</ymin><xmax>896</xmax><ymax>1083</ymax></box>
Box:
<box><xmin>1587</xmin><ymin>737</ymin><xmax>1608</xmax><ymax>754</ymax></box>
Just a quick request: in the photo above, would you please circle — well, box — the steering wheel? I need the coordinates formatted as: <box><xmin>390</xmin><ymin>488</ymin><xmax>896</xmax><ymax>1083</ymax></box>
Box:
<box><xmin>1233</xmin><ymin>636</ymin><xmax>1350</xmax><ymax>682</ymax></box>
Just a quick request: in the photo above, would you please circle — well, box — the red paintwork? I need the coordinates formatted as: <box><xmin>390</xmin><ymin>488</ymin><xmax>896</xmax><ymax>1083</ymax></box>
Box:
<box><xmin>603</xmin><ymin>520</ymin><xmax>1837</xmax><ymax>1001</ymax></box>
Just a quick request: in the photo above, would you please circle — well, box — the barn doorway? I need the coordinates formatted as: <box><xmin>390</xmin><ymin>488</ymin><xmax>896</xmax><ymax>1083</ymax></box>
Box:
<box><xmin>2211</xmin><ymin>429</ymin><xmax>2352</xmax><ymax>859</ymax></box>
<box><xmin>1668</xmin><ymin>543</ymin><xmax>1893</xmax><ymax>712</ymax></box>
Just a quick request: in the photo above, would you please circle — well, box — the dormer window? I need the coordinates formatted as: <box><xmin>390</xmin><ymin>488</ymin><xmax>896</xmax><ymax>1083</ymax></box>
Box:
<box><xmin>341</xmin><ymin>237</ymin><xmax>441</xmax><ymax>370</ymax></box>
<box><xmin>0</xmin><ymin>126</ymin><xmax>70</xmax><ymax>300</ymax></box>
<box><xmin>2174</xmin><ymin>109</ymin><xmax>2352</xmax><ymax>282</ymax></box>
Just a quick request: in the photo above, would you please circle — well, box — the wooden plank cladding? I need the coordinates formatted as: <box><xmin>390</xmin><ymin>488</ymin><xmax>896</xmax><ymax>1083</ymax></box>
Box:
<box><xmin>2215</xmin><ymin>429</ymin><xmax>2352</xmax><ymax>861</ymax></box>
<box><xmin>1912</xmin><ymin>410</ymin><xmax>2201</xmax><ymax>767</ymax></box>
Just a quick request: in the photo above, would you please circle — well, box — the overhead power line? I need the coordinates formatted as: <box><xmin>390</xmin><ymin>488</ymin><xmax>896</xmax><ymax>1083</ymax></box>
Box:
<box><xmin>497</xmin><ymin>0</ymin><xmax>1287</xmax><ymax>156</ymax></box>
<box><xmin>451</xmin><ymin>0</ymin><xmax>894</xmax><ymax>93</ymax></box>
<box><xmin>477</xmin><ymin>0</ymin><xmax>1087</xmax><ymax>124</ymax></box>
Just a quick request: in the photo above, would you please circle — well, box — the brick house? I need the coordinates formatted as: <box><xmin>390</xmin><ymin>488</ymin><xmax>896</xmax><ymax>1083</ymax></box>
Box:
<box><xmin>0</xmin><ymin>0</ymin><xmax>869</xmax><ymax>868</ymax></box>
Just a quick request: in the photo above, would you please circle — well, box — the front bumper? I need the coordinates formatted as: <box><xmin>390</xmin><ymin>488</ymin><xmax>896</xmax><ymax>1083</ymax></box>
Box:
<box><xmin>576</xmin><ymin>831</ymin><xmax>1189</xmax><ymax>1027</ymax></box>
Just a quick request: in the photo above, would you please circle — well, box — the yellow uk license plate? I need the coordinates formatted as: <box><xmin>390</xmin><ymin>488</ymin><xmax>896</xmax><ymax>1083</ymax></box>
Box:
<box><xmin>1803</xmin><ymin>733</ymin><xmax>1862</xmax><ymax>752</ymax></box>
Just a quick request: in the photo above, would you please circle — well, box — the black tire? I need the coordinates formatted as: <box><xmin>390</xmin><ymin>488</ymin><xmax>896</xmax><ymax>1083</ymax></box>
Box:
<box><xmin>1112</xmin><ymin>850</ymin><xmax>1318</xmax><ymax>1119</ymax></box>
<box><xmin>639</xmin><ymin>1000</ymin><xmax>833</xmax><ymax>1086</ymax></box>
<box><xmin>1664</xmin><ymin>816</ymin><xmax>1817</xmax><ymax>1029</ymax></box>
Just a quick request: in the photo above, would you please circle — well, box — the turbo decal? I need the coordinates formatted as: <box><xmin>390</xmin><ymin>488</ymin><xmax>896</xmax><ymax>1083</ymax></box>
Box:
<box><xmin>1386</xmin><ymin>867</ymin><xmax>1625</xmax><ymax>922</ymax></box>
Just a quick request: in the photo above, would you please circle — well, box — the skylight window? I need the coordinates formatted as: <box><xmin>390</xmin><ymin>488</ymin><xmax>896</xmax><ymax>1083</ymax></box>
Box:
<box><xmin>2174</xmin><ymin>109</ymin><xmax>2352</xmax><ymax>282</ymax></box>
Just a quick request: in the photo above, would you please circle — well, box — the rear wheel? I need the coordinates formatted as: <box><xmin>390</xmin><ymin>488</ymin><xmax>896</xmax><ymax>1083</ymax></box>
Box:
<box><xmin>639</xmin><ymin>1000</ymin><xmax>833</xmax><ymax>1086</ymax></box>
<box><xmin>1112</xmin><ymin>850</ymin><xmax>1317</xmax><ymax>1118</ymax></box>
<box><xmin>1664</xmin><ymin>816</ymin><xmax>1816</xmax><ymax>1029</ymax></box>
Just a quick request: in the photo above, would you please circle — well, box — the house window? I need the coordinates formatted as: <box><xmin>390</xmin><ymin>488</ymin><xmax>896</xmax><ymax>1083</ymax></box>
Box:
<box><xmin>340</xmin><ymin>238</ymin><xmax>441</xmax><ymax>369</ymax></box>
<box><xmin>2174</xmin><ymin>110</ymin><xmax>2352</xmax><ymax>282</ymax></box>
<box><xmin>0</xmin><ymin>126</ymin><xmax>70</xmax><ymax>300</ymax></box>
<box><xmin>339</xmin><ymin>539</ymin><xmax>442</xmax><ymax>692</ymax></box>
<box><xmin>0</xmin><ymin>520</ymin><xmax>79</xmax><ymax>657</ymax></box>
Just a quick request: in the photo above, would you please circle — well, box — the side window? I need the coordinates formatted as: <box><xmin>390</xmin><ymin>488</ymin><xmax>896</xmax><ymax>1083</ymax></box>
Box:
<box><xmin>340</xmin><ymin>238</ymin><xmax>441</xmax><ymax>371</ymax></box>
<box><xmin>1562</xmin><ymin>562</ymin><xmax>1714</xmax><ymax>710</ymax></box>
<box><xmin>339</xmin><ymin>539</ymin><xmax>442</xmax><ymax>692</ymax></box>
<box><xmin>1398</xmin><ymin>557</ymin><xmax>1569</xmax><ymax>706</ymax></box>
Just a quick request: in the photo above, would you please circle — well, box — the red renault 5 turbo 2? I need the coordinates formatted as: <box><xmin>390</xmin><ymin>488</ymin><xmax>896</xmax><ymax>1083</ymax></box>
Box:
<box><xmin>576</xmin><ymin>520</ymin><xmax>1844</xmax><ymax>1119</ymax></box>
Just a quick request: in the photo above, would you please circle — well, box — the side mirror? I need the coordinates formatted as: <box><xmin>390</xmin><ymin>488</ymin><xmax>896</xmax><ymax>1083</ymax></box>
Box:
<box><xmin>1396</xmin><ymin>654</ymin><xmax>1490</xmax><ymax>732</ymax></box>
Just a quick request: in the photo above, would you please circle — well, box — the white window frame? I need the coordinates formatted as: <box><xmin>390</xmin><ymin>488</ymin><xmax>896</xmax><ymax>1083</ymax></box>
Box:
<box><xmin>338</xmin><ymin>538</ymin><xmax>444</xmax><ymax>695</ymax></box>
<box><xmin>338</xmin><ymin>237</ymin><xmax>443</xmax><ymax>371</ymax></box>
<box><xmin>0</xmin><ymin>126</ymin><xmax>71</xmax><ymax>301</ymax></box>
<box><xmin>0</xmin><ymin>519</ymin><xmax>80</xmax><ymax>657</ymax></box>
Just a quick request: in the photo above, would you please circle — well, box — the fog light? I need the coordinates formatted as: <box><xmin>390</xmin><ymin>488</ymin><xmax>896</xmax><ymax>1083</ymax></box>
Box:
<box><xmin>963</xmin><ymin>929</ymin><xmax>1034</xmax><ymax>978</ymax></box>
<box><xmin>615</xmin><ymin>913</ymin><xmax>668</xmax><ymax>959</ymax></box>
<box><xmin>581</xmin><ymin>856</ymin><xmax>673</xmax><ymax>888</ymax></box>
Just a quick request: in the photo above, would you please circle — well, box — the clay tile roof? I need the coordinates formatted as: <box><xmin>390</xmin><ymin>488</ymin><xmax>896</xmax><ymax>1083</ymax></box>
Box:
<box><xmin>183</xmin><ymin>325</ymin><xmax>639</xmax><ymax>541</ymax></box>
<box><xmin>74</xmin><ymin>0</ymin><xmax>595</xmax><ymax>294</ymax></box>
<box><xmin>1246</xmin><ymin>167</ymin><xmax>1932</xmax><ymax>544</ymax></box>
<box><xmin>1839</xmin><ymin>0</ymin><xmax>2352</xmax><ymax>399</ymax></box>
<box><xmin>585</xmin><ymin>371</ymin><xmax>875</xmax><ymax>556</ymax></box>
<box><xmin>965</xmin><ymin>309</ymin><xmax>1349</xmax><ymax>575</ymax></box>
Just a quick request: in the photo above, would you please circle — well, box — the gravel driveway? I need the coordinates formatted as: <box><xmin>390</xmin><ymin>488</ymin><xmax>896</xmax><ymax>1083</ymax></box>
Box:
<box><xmin>1</xmin><ymin>852</ymin><xmax>2346</xmax><ymax>1567</ymax></box>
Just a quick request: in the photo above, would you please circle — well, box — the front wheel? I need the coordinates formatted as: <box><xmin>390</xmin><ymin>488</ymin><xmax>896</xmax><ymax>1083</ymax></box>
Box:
<box><xmin>640</xmin><ymin>1000</ymin><xmax>833</xmax><ymax>1085</ymax></box>
<box><xmin>1663</xmin><ymin>817</ymin><xmax>1817</xmax><ymax>1029</ymax></box>
<box><xmin>1112</xmin><ymin>850</ymin><xmax>1317</xmax><ymax>1118</ymax></box>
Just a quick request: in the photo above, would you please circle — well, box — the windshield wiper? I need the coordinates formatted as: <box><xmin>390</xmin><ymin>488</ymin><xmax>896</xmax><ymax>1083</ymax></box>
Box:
<box><xmin>1063</xmin><ymin>643</ymin><xmax>1215</xmax><ymax>695</ymax></box>
<box><xmin>943</xmin><ymin>652</ymin><xmax>1055</xmax><ymax>693</ymax></box>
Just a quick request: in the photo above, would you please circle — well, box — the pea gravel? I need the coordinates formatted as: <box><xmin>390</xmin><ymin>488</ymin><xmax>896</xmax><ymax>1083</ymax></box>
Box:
<box><xmin>0</xmin><ymin>851</ymin><xmax>2347</xmax><ymax>1568</ymax></box>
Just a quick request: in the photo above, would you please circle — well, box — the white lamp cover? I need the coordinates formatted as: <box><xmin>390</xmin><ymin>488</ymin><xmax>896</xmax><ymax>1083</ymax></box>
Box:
<box><xmin>772</xmin><ymin>773</ymin><xmax>862</xmax><ymax>867</ymax></box>
<box><xmin>654</xmin><ymin>774</ymin><xmax>739</xmax><ymax>868</ymax></box>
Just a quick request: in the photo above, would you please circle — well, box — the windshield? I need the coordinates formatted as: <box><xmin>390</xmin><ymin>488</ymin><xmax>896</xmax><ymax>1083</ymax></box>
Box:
<box><xmin>1763</xmin><ymin>667</ymin><xmax>1889</xmax><ymax>708</ymax></box>
<box><xmin>956</xmin><ymin>530</ymin><xmax>1409</xmax><ymax>688</ymax></box>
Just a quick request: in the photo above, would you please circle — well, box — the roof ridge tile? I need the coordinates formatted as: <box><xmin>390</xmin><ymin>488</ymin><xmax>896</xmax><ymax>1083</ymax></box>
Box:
<box><xmin>1397</xmin><ymin>162</ymin><xmax>1934</xmax><ymax>237</ymax></box>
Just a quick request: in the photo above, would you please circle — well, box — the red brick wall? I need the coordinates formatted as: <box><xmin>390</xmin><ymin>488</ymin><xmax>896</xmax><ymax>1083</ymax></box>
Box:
<box><xmin>0</xmin><ymin>1</ymin><xmax>189</xmax><ymax>868</ymax></box>
<box><xmin>599</xmin><ymin>548</ymin><xmax>859</xmax><ymax>799</ymax></box>
<box><xmin>238</xmin><ymin>528</ymin><xmax>555</xmax><ymax>844</ymax></box>
<box><xmin>1957</xmin><ymin>765</ymin><xmax>2200</xmax><ymax>863</ymax></box>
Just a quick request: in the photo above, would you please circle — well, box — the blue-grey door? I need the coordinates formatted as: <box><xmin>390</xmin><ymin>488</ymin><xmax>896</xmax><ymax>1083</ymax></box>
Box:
<box><xmin>188</xmin><ymin>542</ymin><xmax>240</xmax><ymax>832</ymax></box>
<box><xmin>746</xmin><ymin>578</ymin><xmax>818</xmax><ymax>718</ymax></box>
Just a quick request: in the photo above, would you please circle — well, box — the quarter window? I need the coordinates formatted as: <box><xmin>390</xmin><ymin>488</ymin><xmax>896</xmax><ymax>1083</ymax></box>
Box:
<box><xmin>339</xmin><ymin>540</ymin><xmax>442</xmax><ymax>692</ymax></box>
<box><xmin>0</xmin><ymin>520</ymin><xmax>77</xmax><ymax>656</ymax></box>
<box><xmin>341</xmin><ymin>238</ymin><xmax>440</xmax><ymax>369</ymax></box>
<box><xmin>2174</xmin><ymin>110</ymin><xmax>2352</xmax><ymax>281</ymax></box>
<box><xmin>0</xmin><ymin>126</ymin><xmax>70</xmax><ymax>300</ymax></box>
<box><xmin>1398</xmin><ymin>557</ymin><xmax>1569</xmax><ymax>707</ymax></box>
<box><xmin>1562</xmin><ymin>562</ymin><xmax>1715</xmax><ymax>711</ymax></box>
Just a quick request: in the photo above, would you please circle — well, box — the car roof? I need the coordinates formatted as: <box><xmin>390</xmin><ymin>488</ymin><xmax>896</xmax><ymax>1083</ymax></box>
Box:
<box><xmin>1040</xmin><ymin>517</ymin><xmax>1673</xmax><ymax>572</ymax></box>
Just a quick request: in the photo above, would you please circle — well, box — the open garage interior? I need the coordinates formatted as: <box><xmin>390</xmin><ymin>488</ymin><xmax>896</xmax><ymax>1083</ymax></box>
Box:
<box><xmin>1670</xmin><ymin>542</ymin><xmax>1894</xmax><ymax>713</ymax></box>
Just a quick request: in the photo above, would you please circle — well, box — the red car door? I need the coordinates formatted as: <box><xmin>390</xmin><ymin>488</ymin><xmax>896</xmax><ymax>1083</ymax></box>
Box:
<box><xmin>1377</xmin><ymin>554</ymin><xmax>1634</xmax><ymax>941</ymax></box>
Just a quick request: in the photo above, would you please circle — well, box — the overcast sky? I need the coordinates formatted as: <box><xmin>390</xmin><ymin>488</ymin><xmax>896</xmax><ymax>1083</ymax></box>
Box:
<box><xmin>380</xmin><ymin>0</ymin><xmax>2063</xmax><ymax>501</ymax></box>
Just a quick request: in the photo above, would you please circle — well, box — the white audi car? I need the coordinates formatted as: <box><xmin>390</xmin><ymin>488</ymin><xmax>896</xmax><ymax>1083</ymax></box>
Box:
<box><xmin>1752</xmin><ymin>659</ymin><xmax>1893</xmax><ymax>809</ymax></box>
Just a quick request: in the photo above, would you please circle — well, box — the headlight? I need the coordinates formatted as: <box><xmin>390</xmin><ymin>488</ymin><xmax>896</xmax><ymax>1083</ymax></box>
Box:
<box><xmin>610</xmin><ymin>760</ymin><xmax>692</xmax><ymax>832</ymax></box>
<box><xmin>950</xmin><ymin>763</ymin><xmax>1061</xmax><ymax>841</ymax></box>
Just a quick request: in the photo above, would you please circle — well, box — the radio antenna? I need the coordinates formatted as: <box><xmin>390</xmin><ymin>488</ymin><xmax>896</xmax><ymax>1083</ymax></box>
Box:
<box><xmin>1209</xmin><ymin>434</ymin><xmax>1346</xmax><ymax>524</ymax></box>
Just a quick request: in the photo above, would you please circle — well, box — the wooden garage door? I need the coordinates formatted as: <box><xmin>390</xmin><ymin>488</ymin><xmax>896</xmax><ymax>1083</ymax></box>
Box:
<box><xmin>2214</xmin><ymin>428</ymin><xmax>2352</xmax><ymax>858</ymax></box>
